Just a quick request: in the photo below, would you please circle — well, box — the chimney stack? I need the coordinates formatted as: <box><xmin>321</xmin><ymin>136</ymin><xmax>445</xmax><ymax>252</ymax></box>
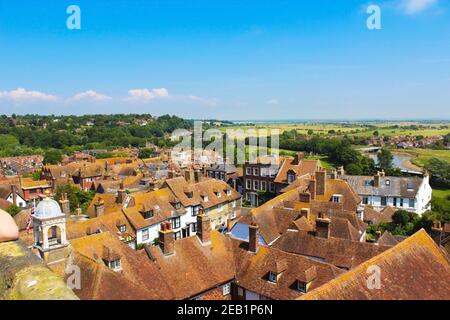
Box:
<box><xmin>374</xmin><ymin>172</ymin><xmax>381</xmax><ymax>188</ymax></box>
<box><xmin>315</xmin><ymin>214</ymin><xmax>331</xmax><ymax>239</ymax></box>
<box><xmin>316</xmin><ymin>170</ymin><xmax>326</xmax><ymax>196</ymax></box>
<box><xmin>431</xmin><ymin>221</ymin><xmax>443</xmax><ymax>246</ymax></box>
<box><xmin>117</xmin><ymin>181</ymin><xmax>126</xmax><ymax>204</ymax></box>
<box><xmin>248</xmin><ymin>222</ymin><xmax>259</xmax><ymax>253</ymax></box>
<box><xmin>196</xmin><ymin>213</ymin><xmax>211</xmax><ymax>245</ymax></box>
<box><xmin>94</xmin><ymin>197</ymin><xmax>105</xmax><ymax>217</ymax></box>
<box><xmin>159</xmin><ymin>222</ymin><xmax>175</xmax><ymax>255</ymax></box>
<box><xmin>10</xmin><ymin>184</ymin><xmax>17</xmax><ymax>206</ymax></box>
<box><xmin>60</xmin><ymin>193</ymin><xmax>71</xmax><ymax>217</ymax></box>
<box><xmin>293</xmin><ymin>152</ymin><xmax>304</xmax><ymax>165</ymax></box>
<box><xmin>309</xmin><ymin>178</ymin><xmax>316</xmax><ymax>201</ymax></box>
<box><xmin>184</xmin><ymin>170</ymin><xmax>195</xmax><ymax>184</ymax></box>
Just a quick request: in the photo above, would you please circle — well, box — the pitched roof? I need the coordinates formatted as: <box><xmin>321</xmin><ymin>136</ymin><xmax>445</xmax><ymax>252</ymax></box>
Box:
<box><xmin>300</xmin><ymin>229</ymin><xmax>450</xmax><ymax>300</ymax></box>
<box><xmin>56</xmin><ymin>232</ymin><xmax>175</xmax><ymax>300</ymax></box>
<box><xmin>148</xmin><ymin>231</ymin><xmax>237</xmax><ymax>299</ymax></box>
<box><xmin>272</xmin><ymin>229</ymin><xmax>391</xmax><ymax>269</ymax></box>
<box><xmin>165</xmin><ymin>177</ymin><xmax>241</xmax><ymax>209</ymax></box>
<box><xmin>377</xmin><ymin>231</ymin><xmax>399</xmax><ymax>246</ymax></box>
<box><xmin>342</xmin><ymin>175</ymin><xmax>423</xmax><ymax>198</ymax></box>
<box><xmin>364</xmin><ymin>207</ymin><xmax>395</xmax><ymax>225</ymax></box>
<box><xmin>231</xmin><ymin>238</ymin><xmax>344</xmax><ymax>299</ymax></box>
<box><xmin>274</xmin><ymin>158</ymin><xmax>320</xmax><ymax>184</ymax></box>
<box><xmin>67</xmin><ymin>210</ymin><xmax>136</xmax><ymax>241</ymax></box>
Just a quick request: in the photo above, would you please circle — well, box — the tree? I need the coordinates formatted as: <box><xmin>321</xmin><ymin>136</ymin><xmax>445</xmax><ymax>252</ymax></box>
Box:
<box><xmin>138</xmin><ymin>148</ymin><xmax>155</xmax><ymax>159</ymax></box>
<box><xmin>55</xmin><ymin>184</ymin><xmax>94</xmax><ymax>213</ymax></box>
<box><xmin>43</xmin><ymin>149</ymin><xmax>62</xmax><ymax>165</ymax></box>
<box><xmin>424</xmin><ymin>158</ymin><xmax>450</xmax><ymax>188</ymax></box>
<box><xmin>6</xmin><ymin>204</ymin><xmax>21</xmax><ymax>217</ymax></box>
<box><xmin>373</xmin><ymin>130</ymin><xmax>379</xmax><ymax>137</ymax></box>
<box><xmin>377</xmin><ymin>148</ymin><xmax>393</xmax><ymax>170</ymax></box>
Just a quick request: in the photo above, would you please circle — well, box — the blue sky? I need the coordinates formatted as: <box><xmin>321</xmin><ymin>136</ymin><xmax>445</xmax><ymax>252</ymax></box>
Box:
<box><xmin>0</xmin><ymin>0</ymin><xmax>449</xmax><ymax>120</ymax></box>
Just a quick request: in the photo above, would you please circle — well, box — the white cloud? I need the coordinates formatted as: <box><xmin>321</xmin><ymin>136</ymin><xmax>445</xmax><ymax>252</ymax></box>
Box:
<box><xmin>125</xmin><ymin>88</ymin><xmax>169</xmax><ymax>102</ymax></box>
<box><xmin>0</xmin><ymin>88</ymin><xmax>59</xmax><ymax>103</ymax></box>
<box><xmin>187</xmin><ymin>95</ymin><xmax>217</xmax><ymax>107</ymax></box>
<box><xmin>399</xmin><ymin>0</ymin><xmax>438</xmax><ymax>14</ymax></box>
<box><xmin>267</xmin><ymin>99</ymin><xmax>279</xmax><ymax>105</ymax></box>
<box><xmin>67</xmin><ymin>90</ymin><xmax>112</xmax><ymax>103</ymax></box>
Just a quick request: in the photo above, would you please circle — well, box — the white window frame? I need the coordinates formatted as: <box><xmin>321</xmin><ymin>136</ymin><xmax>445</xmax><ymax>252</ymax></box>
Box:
<box><xmin>297</xmin><ymin>281</ymin><xmax>307</xmax><ymax>293</ymax></box>
<box><xmin>261</xmin><ymin>181</ymin><xmax>267</xmax><ymax>192</ymax></box>
<box><xmin>246</xmin><ymin>167</ymin><xmax>252</xmax><ymax>176</ymax></box>
<box><xmin>223</xmin><ymin>283</ymin><xmax>231</xmax><ymax>295</ymax></box>
<box><xmin>142</xmin><ymin>228</ymin><xmax>149</xmax><ymax>242</ymax></box>
<box><xmin>268</xmin><ymin>271</ymin><xmax>277</xmax><ymax>283</ymax></box>
<box><xmin>253</xmin><ymin>168</ymin><xmax>260</xmax><ymax>176</ymax></box>
<box><xmin>253</xmin><ymin>180</ymin><xmax>260</xmax><ymax>191</ymax></box>
<box><xmin>246</xmin><ymin>179</ymin><xmax>251</xmax><ymax>190</ymax></box>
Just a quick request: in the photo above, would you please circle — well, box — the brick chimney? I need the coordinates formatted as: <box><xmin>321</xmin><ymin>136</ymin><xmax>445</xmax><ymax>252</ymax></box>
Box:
<box><xmin>248</xmin><ymin>222</ymin><xmax>259</xmax><ymax>253</ymax></box>
<box><xmin>293</xmin><ymin>152</ymin><xmax>304</xmax><ymax>165</ymax></box>
<box><xmin>94</xmin><ymin>197</ymin><xmax>105</xmax><ymax>217</ymax></box>
<box><xmin>159</xmin><ymin>222</ymin><xmax>175</xmax><ymax>255</ymax></box>
<box><xmin>315</xmin><ymin>214</ymin><xmax>331</xmax><ymax>239</ymax></box>
<box><xmin>59</xmin><ymin>193</ymin><xmax>71</xmax><ymax>217</ymax></box>
<box><xmin>10</xmin><ymin>184</ymin><xmax>17</xmax><ymax>206</ymax></box>
<box><xmin>184</xmin><ymin>170</ymin><xmax>195</xmax><ymax>184</ymax></box>
<box><xmin>196</xmin><ymin>213</ymin><xmax>211</xmax><ymax>245</ymax></box>
<box><xmin>117</xmin><ymin>181</ymin><xmax>126</xmax><ymax>204</ymax></box>
<box><xmin>309</xmin><ymin>178</ymin><xmax>316</xmax><ymax>201</ymax></box>
<box><xmin>316</xmin><ymin>170</ymin><xmax>326</xmax><ymax>196</ymax></box>
<box><xmin>374</xmin><ymin>172</ymin><xmax>381</xmax><ymax>188</ymax></box>
<box><xmin>430</xmin><ymin>221</ymin><xmax>443</xmax><ymax>246</ymax></box>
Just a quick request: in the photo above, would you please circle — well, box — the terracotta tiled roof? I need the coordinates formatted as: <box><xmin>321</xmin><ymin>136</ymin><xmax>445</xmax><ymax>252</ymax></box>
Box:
<box><xmin>377</xmin><ymin>231</ymin><xmax>399</xmax><ymax>246</ymax></box>
<box><xmin>300</xmin><ymin>229</ymin><xmax>450</xmax><ymax>300</ymax></box>
<box><xmin>274</xmin><ymin>158</ymin><xmax>320</xmax><ymax>184</ymax></box>
<box><xmin>122</xmin><ymin>188</ymin><xmax>177</xmax><ymax>230</ymax></box>
<box><xmin>165</xmin><ymin>177</ymin><xmax>241</xmax><ymax>209</ymax></box>
<box><xmin>364</xmin><ymin>207</ymin><xmax>395</xmax><ymax>225</ymax></box>
<box><xmin>67</xmin><ymin>210</ymin><xmax>136</xmax><ymax>241</ymax></box>
<box><xmin>57</xmin><ymin>232</ymin><xmax>175</xmax><ymax>300</ymax></box>
<box><xmin>272</xmin><ymin>229</ymin><xmax>391</xmax><ymax>269</ymax></box>
<box><xmin>148</xmin><ymin>231</ymin><xmax>237</xmax><ymax>299</ymax></box>
<box><xmin>20</xmin><ymin>178</ymin><xmax>51</xmax><ymax>189</ymax></box>
<box><xmin>231</xmin><ymin>238</ymin><xmax>344</xmax><ymax>299</ymax></box>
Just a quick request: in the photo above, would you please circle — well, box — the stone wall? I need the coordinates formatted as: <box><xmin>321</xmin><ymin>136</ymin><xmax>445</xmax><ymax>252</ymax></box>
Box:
<box><xmin>0</xmin><ymin>240</ymin><xmax>78</xmax><ymax>300</ymax></box>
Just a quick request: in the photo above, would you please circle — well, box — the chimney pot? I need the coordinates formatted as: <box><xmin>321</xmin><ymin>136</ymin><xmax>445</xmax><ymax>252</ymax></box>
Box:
<box><xmin>197</xmin><ymin>214</ymin><xmax>211</xmax><ymax>245</ymax></box>
<box><xmin>159</xmin><ymin>222</ymin><xmax>175</xmax><ymax>255</ymax></box>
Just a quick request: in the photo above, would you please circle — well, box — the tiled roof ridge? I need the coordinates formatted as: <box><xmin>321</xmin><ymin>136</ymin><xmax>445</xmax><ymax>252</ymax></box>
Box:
<box><xmin>299</xmin><ymin>229</ymin><xmax>449</xmax><ymax>299</ymax></box>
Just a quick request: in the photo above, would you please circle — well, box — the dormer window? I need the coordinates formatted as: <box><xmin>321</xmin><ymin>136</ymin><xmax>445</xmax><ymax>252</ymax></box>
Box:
<box><xmin>297</xmin><ymin>281</ymin><xmax>307</xmax><ymax>293</ymax></box>
<box><xmin>385</xmin><ymin>180</ymin><xmax>390</xmax><ymax>186</ymax></box>
<box><xmin>225</xmin><ymin>188</ymin><xmax>232</xmax><ymax>196</ymax></box>
<box><xmin>142</xmin><ymin>210</ymin><xmax>154</xmax><ymax>219</ymax></box>
<box><xmin>118</xmin><ymin>225</ymin><xmax>126</xmax><ymax>233</ymax></box>
<box><xmin>108</xmin><ymin>259</ymin><xmax>122</xmax><ymax>271</ymax></box>
<box><xmin>215</xmin><ymin>189</ymin><xmax>221</xmax><ymax>198</ymax></box>
<box><xmin>103</xmin><ymin>247</ymin><xmax>122</xmax><ymax>272</ymax></box>
<box><xmin>174</xmin><ymin>202</ymin><xmax>181</xmax><ymax>210</ymax></box>
<box><xmin>287</xmin><ymin>171</ymin><xmax>296</xmax><ymax>184</ymax></box>
<box><xmin>332</xmin><ymin>194</ymin><xmax>342</xmax><ymax>203</ymax></box>
<box><xmin>268</xmin><ymin>271</ymin><xmax>277</xmax><ymax>283</ymax></box>
<box><xmin>201</xmin><ymin>193</ymin><xmax>208</xmax><ymax>203</ymax></box>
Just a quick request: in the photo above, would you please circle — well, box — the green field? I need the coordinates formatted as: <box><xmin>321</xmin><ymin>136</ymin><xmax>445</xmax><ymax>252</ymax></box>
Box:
<box><xmin>400</xmin><ymin>149</ymin><xmax>450</xmax><ymax>167</ymax></box>
<box><xmin>433</xmin><ymin>189</ymin><xmax>450</xmax><ymax>201</ymax></box>
<box><xmin>219</xmin><ymin>121</ymin><xmax>450</xmax><ymax>138</ymax></box>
